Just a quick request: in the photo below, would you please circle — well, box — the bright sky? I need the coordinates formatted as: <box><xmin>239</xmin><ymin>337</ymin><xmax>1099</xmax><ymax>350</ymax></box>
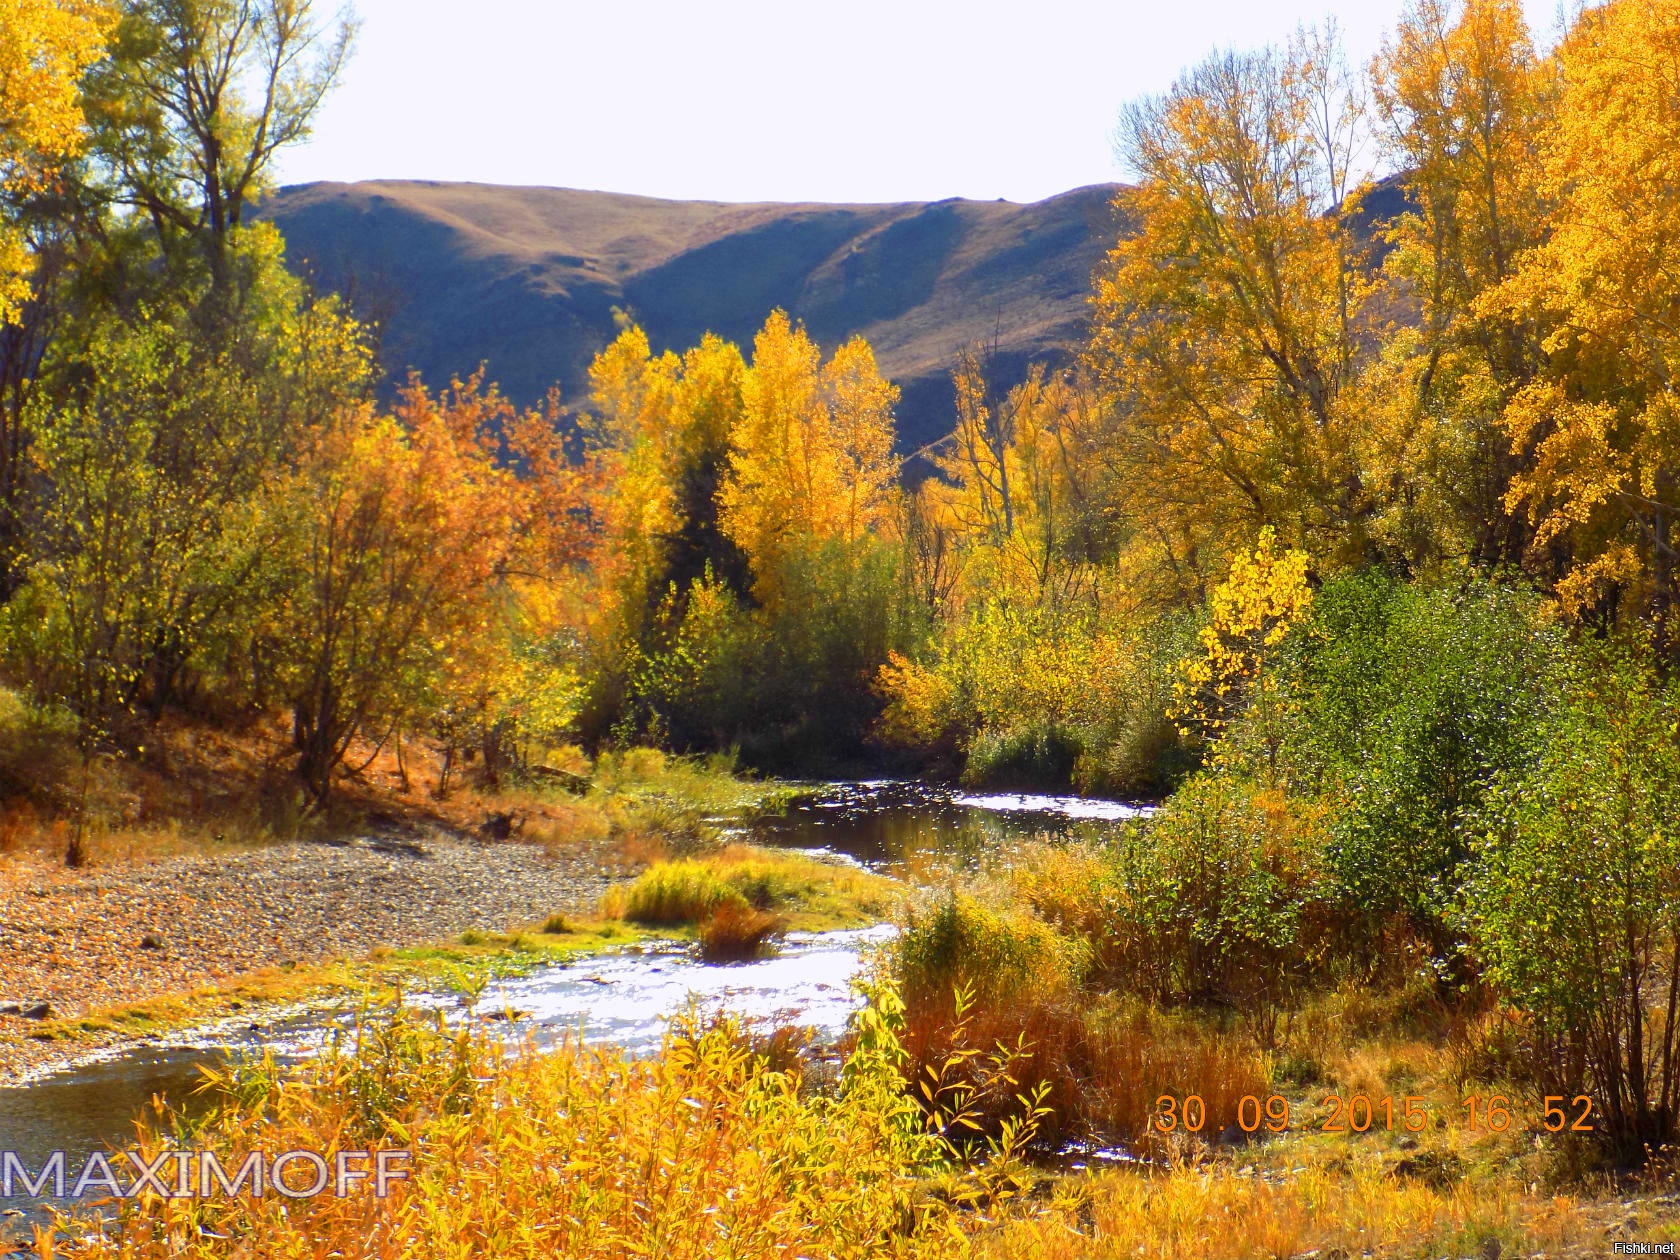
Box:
<box><xmin>275</xmin><ymin>0</ymin><xmax>1565</xmax><ymax>205</ymax></box>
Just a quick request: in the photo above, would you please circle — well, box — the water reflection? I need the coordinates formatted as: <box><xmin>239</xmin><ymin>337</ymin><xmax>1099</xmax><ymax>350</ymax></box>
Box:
<box><xmin>740</xmin><ymin>779</ymin><xmax>1152</xmax><ymax>869</ymax></box>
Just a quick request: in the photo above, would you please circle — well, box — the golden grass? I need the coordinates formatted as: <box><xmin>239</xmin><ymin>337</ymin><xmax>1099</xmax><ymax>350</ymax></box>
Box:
<box><xmin>697</xmin><ymin>900</ymin><xmax>788</xmax><ymax>961</ymax></box>
<box><xmin>0</xmin><ymin>683</ymin><xmax>785</xmax><ymax>878</ymax></box>
<box><xmin>602</xmin><ymin>845</ymin><xmax>901</xmax><ymax>932</ymax></box>
<box><xmin>977</xmin><ymin>1156</ymin><xmax>1592</xmax><ymax>1259</ymax></box>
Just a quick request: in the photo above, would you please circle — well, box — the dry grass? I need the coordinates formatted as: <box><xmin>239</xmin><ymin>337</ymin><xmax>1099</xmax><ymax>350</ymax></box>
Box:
<box><xmin>697</xmin><ymin>901</ymin><xmax>788</xmax><ymax>960</ymax></box>
<box><xmin>977</xmin><ymin>1156</ymin><xmax>1593</xmax><ymax>1259</ymax></box>
<box><xmin>901</xmin><ymin>987</ymin><xmax>1268</xmax><ymax>1150</ymax></box>
<box><xmin>608</xmin><ymin>857</ymin><xmax>743</xmax><ymax>924</ymax></box>
<box><xmin>601</xmin><ymin>845</ymin><xmax>901</xmax><ymax>932</ymax></box>
<box><xmin>0</xmin><ymin>685</ymin><xmax>783</xmax><ymax>883</ymax></box>
<box><xmin>892</xmin><ymin>893</ymin><xmax>1268</xmax><ymax>1148</ymax></box>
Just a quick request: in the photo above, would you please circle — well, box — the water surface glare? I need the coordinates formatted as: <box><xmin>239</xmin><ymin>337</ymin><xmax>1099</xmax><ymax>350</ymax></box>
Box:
<box><xmin>2</xmin><ymin>780</ymin><xmax>1150</xmax><ymax>1240</ymax></box>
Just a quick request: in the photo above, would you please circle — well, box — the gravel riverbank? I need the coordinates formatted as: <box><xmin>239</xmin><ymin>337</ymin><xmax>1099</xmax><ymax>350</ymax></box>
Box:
<box><xmin>0</xmin><ymin>832</ymin><xmax>615</xmax><ymax>1082</ymax></box>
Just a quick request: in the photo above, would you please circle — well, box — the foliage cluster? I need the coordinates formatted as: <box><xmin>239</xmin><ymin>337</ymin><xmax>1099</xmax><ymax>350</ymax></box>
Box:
<box><xmin>45</xmin><ymin>992</ymin><xmax>978</xmax><ymax>1259</ymax></box>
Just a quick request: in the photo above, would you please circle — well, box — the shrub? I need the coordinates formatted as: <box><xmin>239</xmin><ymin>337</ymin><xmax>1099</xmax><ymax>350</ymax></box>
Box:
<box><xmin>963</xmin><ymin>721</ymin><xmax>1083</xmax><ymax>789</ymax></box>
<box><xmin>697</xmin><ymin>901</ymin><xmax>787</xmax><ymax>961</ymax></box>
<box><xmin>1099</xmin><ymin>776</ymin><xmax>1333</xmax><ymax>1010</ymax></box>
<box><xmin>891</xmin><ymin>895</ymin><xmax>1267</xmax><ymax>1146</ymax></box>
<box><xmin>896</xmin><ymin>894</ymin><xmax>1089</xmax><ymax>1010</ymax></box>
<box><xmin>604</xmin><ymin>848</ymin><xmax>898</xmax><ymax>932</ymax></box>
<box><xmin>608</xmin><ymin>859</ymin><xmax>744</xmax><ymax>926</ymax></box>
<box><xmin>877</xmin><ymin>601</ymin><xmax>1196</xmax><ymax>795</ymax></box>
<box><xmin>1258</xmin><ymin>572</ymin><xmax>1564</xmax><ymax>963</ymax></box>
<box><xmin>55</xmin><ymin>994</ymin><xmax>970</xmax><ymax>1259</ymax></box>
<box><xmin>1464</xmin><ymin>639</ymin><xmax>1680</xmax><ymax>1158</ymax></box>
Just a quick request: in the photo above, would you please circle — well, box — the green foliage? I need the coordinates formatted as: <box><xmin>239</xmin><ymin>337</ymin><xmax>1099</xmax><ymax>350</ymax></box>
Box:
<box><xmin>1259</xmin><ymin>572</ymin><xmax>1564</xmax><ymax>957</ymax></box>
<box><xmin>1</xmin><ymin>228</ymin><xmax>370</xmax><ymax>815</ymax></box>
<box><xmin>1463</xmin><ymin>639</ymin><xmax>1680</xmax><ymax>1157</ymax></box>
<box><xmin>1099</xmin><ymin>776</ymin><xmax>1332</xmax><ymax>1007</ymax></box>
<box><xmin>624</xmin><ymin>538</ymin><xmax>912</xmax><ymax>767</ymax></box>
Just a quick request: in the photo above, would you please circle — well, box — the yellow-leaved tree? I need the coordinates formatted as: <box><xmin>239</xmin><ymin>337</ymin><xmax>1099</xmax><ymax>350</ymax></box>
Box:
<box><xmin>571</xmin><ymin>325</ymin><xmax>749</xmax><ymax>737</ymax></box>
<box><xmin>719</xmin><ymin>310</ymin><xmax>898</xmax><ymax>607</ymax></box>
<box><xmin>1367</xmin><ymin>0</ymin><xmax>1552</xmax><ymax>569</ymax></box>
<box><xmin>1088</xmin><ymin>26</ymin><xmax>1374</xmax><ymax>602</ymax></box>
<box><xmin>1171</xmin><ymin>527</ymin><xmax>1314</xmax><ymax>774</ymax></box>
<box><xmin>0</xmin><ymin>0</ymin><xmax>113</xmax><ymax>322</ymax></box>
<box><xmin>1488</xmin><ymin>0</ymin><xmax>1680</xmax><ymax>631</ymax></box>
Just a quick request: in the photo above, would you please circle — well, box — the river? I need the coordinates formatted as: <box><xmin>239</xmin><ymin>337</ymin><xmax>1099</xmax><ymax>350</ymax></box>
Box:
<box><xmin>0</xmin><ymin>781</ymin><xmax>1149</xmax><ymax>1237</ymax></box>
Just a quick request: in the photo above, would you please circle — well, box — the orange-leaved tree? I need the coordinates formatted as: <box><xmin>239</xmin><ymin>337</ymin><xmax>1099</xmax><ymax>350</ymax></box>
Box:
<box><xmin>274</xmin><ymin>376</ymin><xmax>521</xmax><ymax>806</ymax></box>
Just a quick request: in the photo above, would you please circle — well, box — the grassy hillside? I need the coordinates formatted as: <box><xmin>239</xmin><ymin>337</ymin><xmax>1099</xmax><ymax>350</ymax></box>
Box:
<box><xmin>258</xmin><ymin>180</ymin><xmax>1128</xmax><ymax>450</ymax></box>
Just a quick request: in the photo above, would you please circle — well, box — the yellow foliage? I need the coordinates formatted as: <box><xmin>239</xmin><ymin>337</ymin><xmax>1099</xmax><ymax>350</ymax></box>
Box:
<box><xmin>1088</xmin><ymin>30</ymin><xmax>1374</xmax><ymax>594</ymax></box>
<box><xmin>721</xmin><ymin>310</ymin><xmax>900</xmax><ymax>606</ymax></box>
<box><xmin>977</xmin><ymin>1159</ymin><xmax>1586</xmax><ymax>1260</ymax></box>
<box><xmin>0</xmin><ymin>0</ymin><xmax>113</xmax><ymax>321</ymax></box>
<box><xmin>1365</xmin><ymin>0</ymin><xmax>1552</xmax><ymax>569</ymax></box>
<box><xmin>1486</xmin><ymin>0</ymin><xmax>1680</xmax><ymax>620</ymax></box>
<box><xmin>50</xmin><ymin>1003</ymin><xmax>968</xmax><ymax>1260</ymax></box>
<box><xmin>878</xmin><ymin>603</ymin><xmax>1136</xmax><ymax>749</ymax></box>
<box><xmin>1171</xmin><ymin>528</ymin><xmax>1313</xmax><ymax>764</ymax></box>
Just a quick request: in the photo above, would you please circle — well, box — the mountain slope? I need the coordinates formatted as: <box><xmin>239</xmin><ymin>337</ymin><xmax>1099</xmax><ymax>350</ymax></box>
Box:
<box><xmin>259</xmin><ymin>180</ymin><xmax>1129</xmax><ymax>449</ymax></box>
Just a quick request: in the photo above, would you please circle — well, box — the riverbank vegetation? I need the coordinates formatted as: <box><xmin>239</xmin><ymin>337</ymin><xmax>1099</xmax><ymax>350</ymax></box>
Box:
<box><xmin>602</xmin><ymin>846</ymin><xmax>900</xmax><ymax>940</ymax></box>
<box><xmin>10</xmin><ymin>0</ymin><xmax>1680</xmax><ymax>1252</ymax></box>
<box><xmin>33</xmin><ymin>985</ymin><xmax>1634</xmax><ymax>1260</ymax></box>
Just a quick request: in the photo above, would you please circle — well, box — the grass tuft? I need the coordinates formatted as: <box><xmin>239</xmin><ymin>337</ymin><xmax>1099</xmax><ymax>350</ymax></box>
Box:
<box><xmin>602</xmin><ymin>845</ymin><xmax>899</xmax><ymax>933</ymax></box>
<box><xmin>697</xmin><ymin>901</ymin><xmax>787</xmax><ymax>961</ymax></box>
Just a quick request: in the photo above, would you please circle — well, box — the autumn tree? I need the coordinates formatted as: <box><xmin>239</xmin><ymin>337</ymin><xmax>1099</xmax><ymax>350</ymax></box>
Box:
<box><xmin>1170</xmin><ymin>527</ymin><xmax>1314</xmax><ymax>775</ymax></box>
<box><xmin>3</xmin><ymin>235</ymin><xmax>368</xmax><ymax>858</ymax></box>
<box><xmin>0</xmin><ymin>0</ymin><xmax>114</xmax><ymax>597</ymax></box>
<box><xmin>719</xmin><ymin>310</ymin><xmax>899</xmax><ymax>605</ymax></box>
<box><xmin>1487</xmin><ymin>0</ymin><xmax>1680</xmax><ymax>633</ymax></box>
<box><xmin>1368</xmin><ymin>0</ymin><xmax>1552</xmax><ymax>568</ymax></box>
<box><xmin>83</xmin><ymin>0</ymin><xmax>355</xmax><ymax>295</ymax></box>
<box><xmin>272</xmin><ymin>376</ymin><xmax>519</xmax><ymax>806</ymax></box>
<box><xmin>1087</xmin><ymin>27</ymin><xmax>1375</xmax><ymax>602</ymax></box>
<box><xmin>0</xmin><ymin>0</ymin><xmax>112</xmax><ymax>318</ymax></box>
<box><xmin>570</xmin><ymin>313</ymin><xmax>910</xmax><ymax>758</ymax></box>
<box><xmin>1</xmin><ymin>0</ymin><xmax>356</xmax><ymax>608</ymax></box>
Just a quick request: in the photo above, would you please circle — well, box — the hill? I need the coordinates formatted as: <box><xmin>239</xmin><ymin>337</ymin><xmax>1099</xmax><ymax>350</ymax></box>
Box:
<box><xmin>258</xmin><ymin>180</ymin><xmax>1130</xmax><ymax>450</ymax></box>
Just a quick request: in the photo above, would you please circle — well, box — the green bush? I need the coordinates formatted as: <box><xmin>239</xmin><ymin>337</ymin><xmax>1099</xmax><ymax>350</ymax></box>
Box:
<box><xmin>1103</xmin><ymin>774</ymin><xmax>1333</xmax><ymax>1008</ymax></box>
<box><xmin>1253</xmin><ymin>572</ymin><xmax>1564</xmax><ymax>962</ymax></box>
<box><xmin>1464</xmin><ymin>639</ymin><xmax>1680</xmax><ymax>1159</ymax></box>
<box><xmin>962</xmin><ymin>721</ymin><xmax>1083</xmax><ymax>789</ymax></box>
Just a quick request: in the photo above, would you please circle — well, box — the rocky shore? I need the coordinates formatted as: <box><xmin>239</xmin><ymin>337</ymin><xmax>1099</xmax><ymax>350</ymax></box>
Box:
<box><xmin>0</xmin><ymin>832</ymin><xmax>614</xmax><ymax>1082</ymax></box>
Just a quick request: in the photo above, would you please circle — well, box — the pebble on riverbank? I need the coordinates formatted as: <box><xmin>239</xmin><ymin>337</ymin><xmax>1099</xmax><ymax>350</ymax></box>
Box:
<box><xmin>0</xmin><ymin>832</ymin><xmax>615</xmax><ymax>1083</ymax></box>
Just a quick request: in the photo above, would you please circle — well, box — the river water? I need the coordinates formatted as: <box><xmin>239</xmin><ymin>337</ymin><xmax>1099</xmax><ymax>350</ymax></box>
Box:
<box><xmin>0</xmin><ymin>781</ymin><xmax>1148</xmax><ymax>1236</ymax></box>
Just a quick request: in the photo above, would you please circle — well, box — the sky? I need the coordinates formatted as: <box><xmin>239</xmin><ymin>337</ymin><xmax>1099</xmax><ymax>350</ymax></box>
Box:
<box><xmin>275</xmin><ymin>0</ymin><xmax>1566</xmax><ymax>206</ymax></box>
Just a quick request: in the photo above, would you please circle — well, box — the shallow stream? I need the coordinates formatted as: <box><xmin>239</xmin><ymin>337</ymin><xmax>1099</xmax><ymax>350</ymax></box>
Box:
<box><xmin>0</xmin><ymin>781</ymin><xmax>1149</xmax><ymax>1235</ymax></box>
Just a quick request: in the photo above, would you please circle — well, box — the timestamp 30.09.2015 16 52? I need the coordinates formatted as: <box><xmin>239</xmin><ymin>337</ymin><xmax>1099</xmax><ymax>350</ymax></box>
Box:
<box><xmin>1149</xmin><ymin>1092</ymin><xmax>1597</xmax><ymax>1137</ymax></box>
